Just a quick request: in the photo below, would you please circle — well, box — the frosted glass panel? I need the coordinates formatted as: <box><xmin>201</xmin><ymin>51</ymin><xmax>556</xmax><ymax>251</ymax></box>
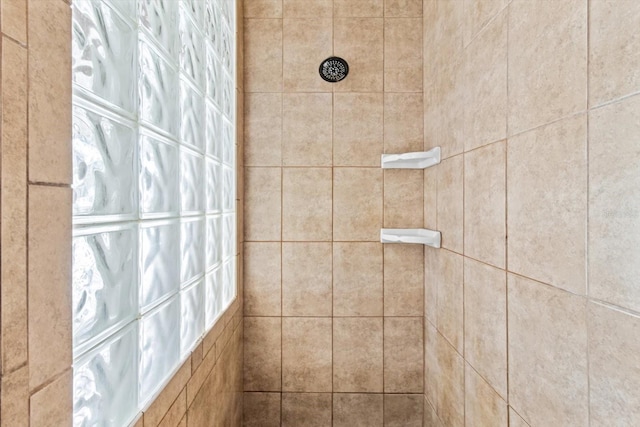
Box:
<box><xmin>72</xmin><ymin>0</ymin><xmax>136</xmax><ymax>112</ymax></box>
<box><xmin>140</xmin><ymin>221</ymin><xmax>180</xmax><ymax>311</ymax></box>
<box><xmin>180</xmin><ymin>280</ymin><xmax>204</xmax><ymax>356</ymax></box>
<box><xmin>72</xmin><ymin>226</ymin><xmax>137</xmax><ymax>351</ymax></box>
<box><xmin>140</xmin><ymin>297</ymin><xmax>180</xmax><ymax>403</ymax></box>
<box><xmin>73</xmin><ymin>324</ymin><xmax>138</xmax><ymax>427</ymax></box>
<box><xmin>180</xmin><ymin>218</ymin><xmax>205</xmax><ymax>285</ymax></box>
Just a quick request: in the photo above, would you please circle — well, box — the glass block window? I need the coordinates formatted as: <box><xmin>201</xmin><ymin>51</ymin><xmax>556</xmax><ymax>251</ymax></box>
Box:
<box><xmin>71</xmin><ymin>1</ymin><xmax>237</xmax><ymax>425</ymax></box>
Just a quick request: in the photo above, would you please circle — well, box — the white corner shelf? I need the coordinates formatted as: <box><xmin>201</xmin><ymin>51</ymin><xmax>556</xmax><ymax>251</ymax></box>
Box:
<box><xmin>380</xmin><ymin>228</ymin><xmax>441</xmax><ymax>248</ymax></box>
<box><xmin>381</xmin><ymin>146</ymin><xmax>441</xmax><ymax>169</ymax></box>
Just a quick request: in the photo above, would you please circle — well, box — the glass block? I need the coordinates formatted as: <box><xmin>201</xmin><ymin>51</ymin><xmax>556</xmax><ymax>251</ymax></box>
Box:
<box><xmin>222</xmin><ymin>257</ymin><xmax>236</xmax><ymax>306</ymax></box>
<box><xmin>205</xmin><ymin>266</ymin><xmax>223</xmax><ymax>328</ymax></box>
<box><xmin>222</xmin><ymin>166</ymin><xmax>234</xmax><ymax>212</ymax></box>
<box><xmin>206</xmin><ymin>101</ymin><xmax>223</xmax><ymax>160</ymax></box>
<box><xmin>205</xmin><ymin>44</ymin><xmax>222</xmax><ymax>105</ymax></box>
<box><xmin>206</xmin><ymin>158</ymin><xmax>222</xmax><ymax>213</ymax></box>
<box><xmin>222</xmin><ymin>213</ymin><xmax>235</xmax><ymax>259</ymax></box>
<box><xmin>206</xmin><ymin>215</ymin><xmax>222</xmax><ymax>269</ymax></box>
<box><xmin>181</xmin><ymin>0</ymin><xmax>205</xmax><ymax>27</ymax></box>
<box><xmin>139</xmin><ymin>0</ymin><xmax>179</xmax><ymax>60</ymax></box>
<box><xmin>106</xmin><ymin>0</ymin><xmax>137</xmax><ymax>19</ymax></box>
<box><xmin>140</xmin><ymin>221</ymin><xmax>180</xmax><ymax>311</ymax></box>
<box><xmin>222</xmin><ymin>72</ymin><xmax>233</xmax><ymax>119</ymax></box>
<box><xmin>179</xmin><ymin>8</ymin><xmax>205</xmax><ymax>89</ymax></box>
<box><xmin>72</xmin><ymin>0</ymin><xmax>137</xmax><ymax>112</ymax></box>
<box><xmin>204</xmin><ymin>0</ymin><xmax>221</xmax><ymax>52</ymax></box>
<box><xmin>180</xmin><ymin>217</ymin><xmax>205</xmax><ymax>285</ymax></box>
<box><xmin>220</xmin><ymin>22</ymin><xmax>232</xmax><ymax>71</ymax></box>
<box><xmin>180</xmin><ymin>280</ymin><xmax>204</xmax><ymax>356</ymax></box>
<box><xmin>139</xmin><ymin>40</ymin><xmax>179</xmax><ymax>137</ymax></box>
<box><xmin>73</xmin><ymin>106</ymin><xmax>137</xmax><ymax>220</ymax></box>
<box><xmin>73</xmin><ymin>226</ymin><xmax>137</xmax><ymax>352</ymax></box>
<box><xmin>139</xmin><ymin>134</ymin><xmax>180</xmax><ymax>217</ymax></box>
<box><xmin>139</xmin><ymin>297</ymin><xmax>180</xmax><ymax>404</ymax></box>
<box><xmin>180</xmin><ymin>148</ymin><xmax>205</xmax><ymax>213</ymax></box>
<box><xmin>222</xmin><ymin>118</ymin><xmax>234</xmax><ymax>165</ymax></box>
<box><xmin>73</xmin><ymin>323</ymin><xmax>138</xmax><ymax>427</ymax></box>
<box><xmin>180</xmin><ymin>80</ymin><xmax>205</xmax><ymax>152</ymax></box>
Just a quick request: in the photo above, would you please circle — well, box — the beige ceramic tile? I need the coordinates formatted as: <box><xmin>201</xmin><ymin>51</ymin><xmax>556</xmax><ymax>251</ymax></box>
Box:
<box><xmin>30</xmin><ymin>370</ymin><xmax>72</xmax><ymax>426</ymax></box>
<box><xmin>144</xmin><ymin>358</ymin><xmax>191</xmax><ymax>426</ymax></box>
<box><xmin>244</xmin><ymin>19</ymin><xmax>282</xmax><ymax>92</ymax></box>
<box><xmin>423</xmin><ymin>395</ymin><xmax>443</xmax><ymax>427</ymax></box>
<box><xmin>588</xmin><ymin>302</ymin><xmax>640</xmax><ymax>426</ymax></box>
<box><xmin>589</xmin><ymin>96</ymin><xmax>640</xmax><ymax>312</ymax></box>
<box><xmin>244</xmin><ymin>167</ymin><xmax>281</xmax><ymax>241</ymax></box>
<box><xmin>335</xmin><ymin>0</ymin><xmax>383</xmax><ymax>17</ymax></box>
<box><xmin>464</xmin><ymin>141</ymin><xmax>506</xmax><ymax>268</ymax></box>
<box><xmin>431</xmin><ymin>327</ymin><xmax>465</xmax><ymax>427</ymax></box>
<box><xmin>463</xmin><ymin>258</ymin><xmax>507</xmax><ymax>399</ymax></box>
<box><xmin>28</xmin><ymin>0</ymin><xmax>72</xmax><ymax>184</ymax></box>
<box><xmin>244</xmin><ymin>93</ymin><xmax>282</xmax><ymax>166</ymax></box>
<box><xmin>384</xmin><ymin>93</ymin><xmax>423</xmax><ymax>154</ymax></box>
<box><xmin>383</xmin><ymin>245</ymin><xmax>423</xmax><ymax>316</ymax></box>
<box><xmin>589</xmin><ymin>0</ymin><xmax>640</xmax><ymax>106</ymax></box>
<box><xmin>384</xmin><ymin>170</ymin><xmax>423</xmax><ymax>228</ymax></box>
<box><xmin>282</xmin><ymin>93</ymin><xmax>332</xmax><ymax>166</ymax></box>
<box><xmin>244</xmin><ymin>242</ymin><xmax>281</xmax><ymax>316</ymax></box>
<box><xmin>384</xmin><ymin>18</ymin><xmax>422</xmax><ymax>92</ymax></box>
<box><xmin>384</xmin><ymin>394</ymin><xmax>423</xmax><ymax>427</ymax></box>
<box><xmin>283</xmin><ymin>0</ymin><xmax>332</xmax><ymax>17</ymax></box>
<box><xmin>1</xmin><ymin>365</ymin><xmax>28</xmax><ymax>427</ymax></box>
<box><xmin>424</xmin><ymin>165</ymin><xmax>437</xmax><ymax>230</ymax></box>
<box><xmin>423</xmin><ymin>322</ymin><xmax>439</xmax><ymax>416</ymax></box>
<box><xmin>433</xmin><ymin>0</ymin><xmax>464</xmax><ymax>73</ymax></box>
<box><xmin>1</xmin><ymin>38</ymin><xmax>28</xmax><ymax>373</ymax></box>
<box><xmin>282</xmin><ymin>168</ymin><xmax>332</xmax><ymax>241</ymax></box>
<box><xmin>244</xmin><ymin>0</ymin><xmax>282</xmax><ymax>18</ymax></box>
<box><xmin>282</xmin><ymin>317</ymin><xmax>332</xmax><ymax>392</ymax></box>
<box><xmin>463</xmin><ymin>0</ymin><xmax>508</xmax><ymax>45</ymax></box>
<box><xmin>2</xmin><ymin>0</ymin><xmax>27</xmax><ymax>43</ymax></box>
<box><xmin>463</xmin><ymin>10</ymin><xmax>507</xmax><ymax>151</ymax></box>
<box><xmin>465</xmin><ymin>365</ymin><xmax>508</xmax><ymax>427</ymax></box>
<box><xmin>333</xmin><ymin>242</ymin><xmax>383</xmax><ymax>316</ymax></box>
<box><xmin>281</xmin><ymin>393</ymin><xmax>332</xmax><ymax>427</ymax></box>
<box><xmin>333</xmin><ymin>168</ymin><xmax>383</xmax><ymax>241</ymax></box>
<box><xmin>333</xmin><ymin>393</ymin><xmax>384</xmax><ymax>427</ymax></box>
<box><xmin>333</xmin><ymin>93</ymin><xmax>384</xmax><ymax>166</ymax></box>
<box><xmin>244</xmin><ymin>317</ymin><xmax>281</xmax><ymax>391</ymax></box>
<box><xmin>434</xmin><ymin>249</ymin><xmax>463</xmax><ymax>352</ymax></box>
<box><xmin>334</xmin><ymin>18</ymin><xmax>384</xmax><ymax>92</ymax></box>
<box><xmin>283</xmin><ymin>18</ymin><xmax>334</xmax><ymax>92</ymax></box>
<box><xmin>507</xmin><ymin>115</ymin><xmax>587</xmax><ymax>294</ymax></box>
<box><xmin>243</xmin><ymin>393</ymin><xmax>281</xmax><ymax>427</ymax></box>
<box><xmin>437</xmin><ymin>59</ymin><xmax>465</xmax><ymax>159</ymax></box>
<box><xmin>28</xmin><ymin>185</ymin><xmax>72</xmax><ymax>390</ymax></box>
<box><xmin>282</xmin><ymin>242</ymin><xmax>332</xmax><ymax>316</ymax></box>
<box><xmin>508</xmin><ymin>0</ymin><xmax>587</xmax><ymax>134</ymax></box>
<box><xmin>436</xmin><ymin>155</ymin><xmax>463</xmax><ymax>253</ymax></box>
<box><xmin>423</xmin><ymin>247</ymin><xmax>438</xmax><ymax>324</ymax></box>
<box><xmin>507</xmin><ymin>273</ymin><xmax>588</xmax><ymax>426</ymax></box>
<box><xmin>508</xmin><ymin>408</ymin><xmax>530</xmax><ymax>427</ymax></box>
<box><xmin>156</xmin><ymin>389</ymin><xmax>186</xmax><ymax>427</ymax></box>
<box><xmin>384</xmin><ymin>317</ymin><xmax>423</xmax><ymax>393</ymax></box>
<box><xmin>385</xmin><ymin>0</ymin><xmax>422</xmax><ymax>17</ymax></box>
<box><xmin>333</xmin><ymin>317</ymin><xmax>384</xmax><ymax>392</ymax></box>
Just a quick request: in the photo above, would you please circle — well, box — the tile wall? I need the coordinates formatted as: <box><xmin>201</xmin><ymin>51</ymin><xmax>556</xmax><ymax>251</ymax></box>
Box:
<box><xmin>242</xmin><ymin>0</ymin><xmax>426</xmax><ymax>425</ymax></box>
<box><xmin>423</xmin><ymin>0</ymin><xmax>640</xmax><ymax>426</ymax></box>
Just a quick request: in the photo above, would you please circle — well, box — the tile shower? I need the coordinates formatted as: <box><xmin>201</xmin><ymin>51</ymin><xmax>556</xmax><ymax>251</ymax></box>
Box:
<box><xmin>0</xmin><ymin>0</ymin><xmax>639</xmax><ymax>426</ymax></box>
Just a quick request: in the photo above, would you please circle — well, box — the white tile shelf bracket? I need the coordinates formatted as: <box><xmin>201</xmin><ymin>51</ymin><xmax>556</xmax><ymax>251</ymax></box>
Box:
<box><xmin>381</xmin><ymin>146</ymin><xmax>441</xmax><ymax>169</ymax></box>
<box><xmin>380</xmin><ymin>228</ymin><xmax>441</xmax><ymax>248</ymax></box>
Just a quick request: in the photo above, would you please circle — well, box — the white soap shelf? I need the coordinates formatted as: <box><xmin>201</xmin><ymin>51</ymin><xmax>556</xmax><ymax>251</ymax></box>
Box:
<box><xmin>380</xmin><ymin>228</ymin><xmax>441</xmax><ymax>248</ymax></box>
<box><xmin>381</xmin><ymin>146</ymin><xmax>441</xmax><ymax>169</ymax></box>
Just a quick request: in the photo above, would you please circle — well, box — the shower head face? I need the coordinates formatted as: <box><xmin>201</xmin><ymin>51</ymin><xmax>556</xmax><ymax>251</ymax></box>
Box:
<box><xmin>319</xmin><ymin>57</ymin><xmax>349</xmax><ymax>83</ymax></box>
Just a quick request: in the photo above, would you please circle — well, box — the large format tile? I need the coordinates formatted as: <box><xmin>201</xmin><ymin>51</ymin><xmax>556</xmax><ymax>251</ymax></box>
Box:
<box><xmin>384</xmin><ymin>170</ymin><xmax>423</xmax><ymax>228</ymax></box>
<box><xmin>384</xmin><ymin>93</ymin><xmax>423</xmax><ymax>154</ymax></box>
<box><xmin>282</xmin><ymin>243</ymin><xmax>332</xmax><ymax>316</ymax></box>
<box><xmin>29</xmin><ymin>370</ymin><xmax>72</xmax><ymax>426</ymax></box>
<box><xmin>1</xmin><ymin>366</ymin><xmax>29</xmax><ymax>427</ymax></box>
<box><xmin>589</xmin><ymin>0</ymin><xmax>640</xmax><ymax>106</ymax></box>
<box><xmin>244</xmin><ymin>93</ymin><xmax>282</xmax><ymax>166</ymax></box>
<box><xmin>282</xmin><ymin>317</ymin><xmax>332</xmax><ymax>392</ymax></box>
<box><xmin>243</xmin><ymin>393</ymin><xmax>281</xmax><ymax>427</ymax></box>
<box><xmin>333</xmin><ymin>168</ymin><xmax>383</xmax><ymax>241</ymax></box>
<box><xmin>282</xmin><ymin>93</ymin><xmax>332</xmax><ymax>166</ymax></box>
<box><xmin>282</xmin><ymin>168</ymin><xmax>332</xmax><ymax>241</ymax></box>
<box><xmin>244</xmin><ymin>242</ymin><xmax>281</xmax><ymax>316</ymax></box>
<box><xmin>508</xmin><ymin>274</ymin><xmax>588</xmax><ymax>427</ymax></box>
<box><xmin>464</xmin><ymin>141</ymin><xmax>506</xmax><ymax>268</ymax></box>
<box><xmin>283</xmin><ymin>0</ymin><xmax>332</xmax><ymax>17</ymax></box>
<box><xmin>508</xmin><ymin>0</ymin><xmax>587</xmax><ymax>134</ymax></box>
<box><xmin>384</xmin><ymin>394</ymin><xmax>423</xmax><ymax>427</ymax></box>
<box><xmin>334</xmin><ymin>18</ymin><xmax>384</xmax><ymax>92</ymax></box>
<box><xmin>334</xmin><ymin>393</ymin><xmax>383</xmax><ymax>427</ymax></box>
<box><xmin>462</xmin><ymin>0</ymin><xmax>508</xmax><ymax>45</ymax></box>
<box><xmin>334</xmin><ymin>93</ymin><xmax>384</xmax><ymax>167</ymax></box>
<box><xmin>281</xmin><ymin>393</ymin><xmax>332</xmax><ymax>427</ymax></box>
<box><xmin>244</xmin><ymin>19</ymin><xmax>282</xmax><ymax>92</ymax></box>
<box><xmin>244</xmin><ymin>0</ymin><xmax>282</xmax><ymax>18</ymax></box>
<box><xmin>589</xmin><ymin>96</ymin><xmax>640</xmax><ymax>312</ymax></box>
<box><xmin>283</xmin><ymin>18</ymin><xmax>333</xmax><ymax>92</ymax></box>
<box><xmin>2</xmin><ymin>0</ymin><xmax>27</xmax><ymax>43</ymax></box>
<box><xmin>463</xmin><ymin>258</ymin><xmax>507</xmax><ymax>398</ymax></box>
<box><xmin>589</xmin><ymin>302</ymin><xmax>640</xmax><ymax>426</ymax></box>
<box><xmin>507</xmin><ymin>115</ymin><xmax>587</xmax><ymax>295</ymax></box>
<box><xmin>384</xmin><ymin>317</ymin><xmax>423</xmax><ymax>393</ymax></box>
<box><xmin>244</xmin><ymin>167</ymin><xmax>281</xmax><ymax>241</ymax></box>
<box><xmin>333</xmin><ymin>317</ymin><xmax>383</xmax><ymax>392</ymax></box>
<box><xmin>244</xmin><ymin>317</ymin><xmax>281</xmax><ymax>391</ymax></box>
<box><xmin>385</xmin><ymin>0</ymin><xmax>422</xmax><ymax>17</ymax></box>
<box><xmin>384</xmin><ymin>18</ymin><xmax>422</xmax><ymax>92</ymax></box>
<box><xmin>333</xmin><ymin>242</ymin><xmax>383</xmax><ymax>316</ymax></box>
<box><xmin>335</xmin><ymin>0</ymin><xmax>383</xmax><ymax>17</ymax></box>
<box><xmin>464</xmin><ymin>365</ymin><xmax>508</xmax><ymax>427</ymax></box>
<box><xmin>383</xmin><ymin>245</ymin><xmax>423</xmax><ymax>316</ymax></box>
<box><xmin>436</xmin><ymin>155</ymin><xmax>463</xmax><ymax>253</ymax></box>
<box><xmin>429</xmin><ymin>249</ymin><xmax>464</xmax><ymax>353</ymax></box>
